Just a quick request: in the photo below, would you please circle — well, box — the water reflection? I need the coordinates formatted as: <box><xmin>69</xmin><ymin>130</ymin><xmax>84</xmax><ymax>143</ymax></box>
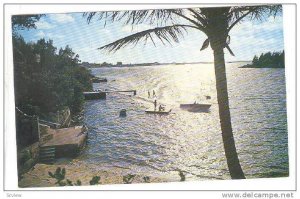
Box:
<box><xmin>78</xmin><ymin>63</ymin><xmax>288</xmax><ymax>181</ymax></box>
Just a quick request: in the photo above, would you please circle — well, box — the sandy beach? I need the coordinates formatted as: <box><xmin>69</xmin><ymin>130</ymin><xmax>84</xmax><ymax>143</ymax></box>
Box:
<box><xmin>18</xmin><ymin>159</ymin><xmax>168</xmax><ymax>188</ymax></box>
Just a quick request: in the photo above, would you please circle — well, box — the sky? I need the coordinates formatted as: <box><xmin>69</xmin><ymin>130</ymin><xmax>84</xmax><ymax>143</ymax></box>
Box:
<box><xmin>15</xmin><ymin>9</ymin><xmax>284</xmax><ymax>64</ymax></box>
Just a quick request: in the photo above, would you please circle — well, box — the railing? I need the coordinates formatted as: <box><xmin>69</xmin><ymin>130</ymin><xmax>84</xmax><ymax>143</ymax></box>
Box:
<box><xmin>15</xmin><ymin>107</ymin><xmax>61</xmax><ymax>128</ymax></box>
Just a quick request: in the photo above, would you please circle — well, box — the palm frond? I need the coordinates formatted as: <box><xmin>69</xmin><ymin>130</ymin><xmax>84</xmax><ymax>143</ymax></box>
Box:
<box><xmin>226</xmin><ymin>35</ymin><xmax>231</xmax><ymax>44</ymax></box>
<box><xmin>98</xmin><ymin>25</ymin><xmax>188</xmax><ymax>53</ymax></box>
<box><xmin>225</xmin><ymin>44</ymin><xmax>235</xmax><ymax>56</ymax></box>
<box><xmin>200</xmin><ymin>38</ymin><xmax>209</xmax><ymax>51</ymax></box>
<box><xmin>187</xmin><ymin>8</ymin><xmax>207</xmax><ymax>27</ymax></box>
<box><xmin>249</xmin><ymin>5</ymin><xmax>282</xmax><ymax>20</ymax></box>
<box><xmin>83</xmin><ymin>9</ymin><xmax>182</xmax><ymax>26</ymax></box>
<box><xmin>227</xmin><ymin>5</ymin><xmax>282</xmax><ymax>32</ymax></box>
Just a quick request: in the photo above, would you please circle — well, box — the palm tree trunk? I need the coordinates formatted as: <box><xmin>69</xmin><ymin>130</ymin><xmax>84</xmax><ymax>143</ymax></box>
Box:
<box><xmin>213</xmin><ymin>47</ymin><xmax>245</xmax><ymax>179</ymax></box>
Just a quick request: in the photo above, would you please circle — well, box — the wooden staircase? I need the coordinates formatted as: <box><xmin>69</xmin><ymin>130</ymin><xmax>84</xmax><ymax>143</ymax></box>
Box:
<box><xmin>39</xmin><ymin>146</ymin><xmax>56</xmax><ymax>164</ymax></box>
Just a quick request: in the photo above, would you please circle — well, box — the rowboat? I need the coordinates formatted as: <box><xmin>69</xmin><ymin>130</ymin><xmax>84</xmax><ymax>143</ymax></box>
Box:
<box><xmin>145</xmin><ymin>109</ymin><xmax>172</xmax><ymax>114</ymax></box>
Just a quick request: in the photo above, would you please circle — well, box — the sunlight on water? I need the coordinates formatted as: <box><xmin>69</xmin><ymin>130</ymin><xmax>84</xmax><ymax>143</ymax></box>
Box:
<box><xmin>78</xmin><ymin>63</ymin><xmax>288</xmax><ymax>181</ymax></box>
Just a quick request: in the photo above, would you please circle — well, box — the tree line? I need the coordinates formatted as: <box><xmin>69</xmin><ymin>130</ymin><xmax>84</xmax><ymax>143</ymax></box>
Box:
<box><xmin>251</xmin><ymin>51</ymin><xmax>285</xmax><ymax>68</ymax></box>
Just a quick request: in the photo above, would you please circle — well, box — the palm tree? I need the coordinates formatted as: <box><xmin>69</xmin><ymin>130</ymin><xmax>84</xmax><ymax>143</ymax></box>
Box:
<box><xmin>84</xmin><ymin>5</ymin><xmax>282</xmax><ymax>179</ymax></box>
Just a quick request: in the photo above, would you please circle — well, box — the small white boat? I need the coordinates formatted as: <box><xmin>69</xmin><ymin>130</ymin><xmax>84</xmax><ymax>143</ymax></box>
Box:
<box><xmin>180</xmin><ymin>103</ymin><xmax>211</xmax><ymax>112</ymax></box>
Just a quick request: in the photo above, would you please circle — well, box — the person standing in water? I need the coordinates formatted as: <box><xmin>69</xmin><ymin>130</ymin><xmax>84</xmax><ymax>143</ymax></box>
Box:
<box><xmin>153</xmin><ymin>90</ymin><xmax>156</xmax><ymax>97</ymax></box>
<box><xmin>154</xmin><ymin>100</ymin><xmax>157</xmax><ymax>110</ymax></box>
<box><xmin>148</xmin><ymin>91</ymin><xmax>151</xmax><ymax>98</ymax></box>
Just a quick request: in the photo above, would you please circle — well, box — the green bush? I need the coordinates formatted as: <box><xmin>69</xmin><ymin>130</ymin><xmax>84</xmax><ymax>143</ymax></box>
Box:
<box><xmin>13</xmin><ymin>36</ymin><xmax>93</xmax><ymax>117</ymax></box>
<box><xmin>89</xmin><ymin>176</ymin><xmax>100</xmax><ymax>185</ymax></box>
<box><xmin>123</xmin><ymin>174</ymin><xmax>136</xmax><ymax>184</ymax></box>
<box><xmin>48</xmin><ymin>167</ymin><xmax>100</xmax><ymax>186</ymax></box>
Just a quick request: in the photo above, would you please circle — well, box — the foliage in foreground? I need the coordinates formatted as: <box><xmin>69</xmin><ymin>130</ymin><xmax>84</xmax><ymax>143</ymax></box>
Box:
<box><xmin>48</xmin><ymin>167</ymin><xmax>99</xmax><ymax>186</ymax></box>
<box><xmin>48</xmin><ymin>168</ymin><xmax>153</xmax><ymax>186</ymax></box>
<box><xmin>13</xmin><ymin>36</ymin><xmax>93</xmax><ymax>118</ymax></box>
<box><xmin>123</xmin><ymin>174</ymin><xmax>136</xmax><ymax>184</ymax></box>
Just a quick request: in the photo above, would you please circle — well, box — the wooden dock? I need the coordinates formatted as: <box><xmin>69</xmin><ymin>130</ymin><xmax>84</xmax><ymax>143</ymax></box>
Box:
<box><xmin>83</xmin><ymin>91</ymin><xmax>106</xmax><ymax>100</ymax></box>
<box><xmin>92</xmin><ymin>77</ymin><xmax>107</xmax><ymax>83</ymax></box>
<box><xmin>83</xmin><ymin>90</ymin><xmax>136</xmax><ymax>100</ymax></box>
<box><xmin>39</xmin><ymin>126</ymin><xmax>88</xmax><ymax>162</ymax></box>
<box><xmin>104</xmin><ymin>90</ymin><xmax>136</xmax><ymax>95</ymax></box>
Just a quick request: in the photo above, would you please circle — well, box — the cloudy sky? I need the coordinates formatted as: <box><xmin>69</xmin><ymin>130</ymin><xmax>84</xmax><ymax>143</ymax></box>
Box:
<box><xmin>15</xmin><ymin>10</ymin><xmax>284</xmax><ymax>64</ymax></box>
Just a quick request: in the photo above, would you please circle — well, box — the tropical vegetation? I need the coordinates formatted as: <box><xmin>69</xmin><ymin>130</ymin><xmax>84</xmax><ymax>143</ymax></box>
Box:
<box><xmin>242</xmin><ymin>51</ymin><xmax>285</xmax><ymax>68</ymax></box>
<box><xmin>12</xmin><ymin>15</ymin><xmax>92</xmax><ymax>119</ymax></box>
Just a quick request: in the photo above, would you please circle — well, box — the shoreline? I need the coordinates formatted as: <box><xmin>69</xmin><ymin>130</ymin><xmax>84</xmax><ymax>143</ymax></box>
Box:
<box><xmin>85</xmin><ymin>61</ymin><xmax>251</xmax><ymax>69</ymax></box>
<box><xmin>239</xmin><ymin>64</ymin><xmax>285</xmax><ymax>68</ymax></box>
<box><xmin>18</xmin><ymin>160</ymin><xmax>169</xmax><ymax>188</ymax></box>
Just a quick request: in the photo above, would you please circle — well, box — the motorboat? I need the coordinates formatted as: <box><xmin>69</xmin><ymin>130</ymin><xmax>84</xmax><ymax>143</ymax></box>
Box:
<box><xmin>180</xmin><ymin>103</ymin><xmax>211</xmax><ymax>112</ymax></box>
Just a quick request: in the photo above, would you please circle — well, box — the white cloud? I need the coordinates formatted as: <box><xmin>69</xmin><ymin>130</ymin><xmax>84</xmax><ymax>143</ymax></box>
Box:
<box><xmin>35</xmin><ymin>31</ymin><xmax>65</xmax><ymax>40</ymax></box>
<box><xmin>231</xmin><ymin>15</ymin><xmax>283</xmax><ymax>36</ymax></box>
<box><xmin>96</xmin><ymin>29</ymin><xmax>111</xmax><ymax>37</ymax></box>
<box><xmin>95</xmin><ymin>29</ymin><xmax>117</xmax><ymax>45</ymax></box>
<box><xmin>35</xmin><ymin>19</ymin><xmax>55</xmax><ymax>29</ymax></box>
<box><xmin>47</xmin><ymin>33</ymin><xmax>65</xmax><ymax>39</ymax></box>
<box><xmin>121</xmin><ymin>25</ymin><xmax>134</xmax><ymax>33</ymax></box>
<box><xmin>35</xmin><ymin>31</ymin><xmax>46</xmax><ymax>38</ymax></box>
<box><xmin>227</xmin><ymin>15</ymin><xmax>283</xmax><ymax>61</ymax></box>
<box><xmin>49</xmin><ymin>14</ymin><xmax>75</xmax><ymax>24</ymax></box>
<box><xmin>121</xmin><ymin>24</ymin><xmax>152</xmax><ymax>33</ymax></box>
<box><xmin>78</xmin><ymin>46</ymin><xmax>95</xmax><ymax>53</ymax></box>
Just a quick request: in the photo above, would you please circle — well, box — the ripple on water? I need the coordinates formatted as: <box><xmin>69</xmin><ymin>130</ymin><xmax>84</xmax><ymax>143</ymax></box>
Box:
<box><xmin>79</xmin><ymin>64</ymin><xmax>288</xmax><ymax>181</ymax></box>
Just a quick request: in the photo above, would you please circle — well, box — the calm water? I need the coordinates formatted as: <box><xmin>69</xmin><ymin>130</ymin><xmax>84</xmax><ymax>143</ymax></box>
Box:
<box><xmin>78</xmin><ymin>63</ymin><xmax>288</xmax><ymax>181</ymax></box>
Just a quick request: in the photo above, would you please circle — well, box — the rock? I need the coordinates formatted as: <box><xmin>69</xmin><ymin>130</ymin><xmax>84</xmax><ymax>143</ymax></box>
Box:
<box><xmin>19</xmin><ymin>150</ymin><xmax>31</xmax><ymax>165</ymax></box>
<box><xmin>22</xmin><ymin>159</ymin><xmax>36</xmax><ymax>173</ymax></box>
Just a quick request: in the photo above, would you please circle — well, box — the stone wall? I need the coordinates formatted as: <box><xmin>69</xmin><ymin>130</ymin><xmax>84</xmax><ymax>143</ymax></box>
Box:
<box><xmin>39</xmin><ymin>124</ymin><xmax>53</xmax><ymax>146</ymax></box>
<box><xmin>16</xmin><ymin>114</ymin><xmax>40</xmax><ymax>148</ymax></box>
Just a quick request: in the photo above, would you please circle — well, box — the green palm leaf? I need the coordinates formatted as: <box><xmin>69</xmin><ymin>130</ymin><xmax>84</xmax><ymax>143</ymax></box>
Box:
<box><xmin>99</xmin><ymin>25</ymin><xmax>188</xmax><ymax>52</ymax></box>
<box><xmin>83</xmin><ymin>9</ymin><xmax>182</xmax><ymax>26</ymax></box>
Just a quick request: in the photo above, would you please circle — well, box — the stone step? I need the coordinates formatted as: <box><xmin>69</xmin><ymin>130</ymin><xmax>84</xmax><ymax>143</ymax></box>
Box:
<box><xmin>40</xmin><ymin>148</ymin><xmax>55</xmax><ymax>152</ymax></box>
<box><xmin>40</xmin><ymin>153</ymin><xmax>55</xmax><ymax>158</ymax></box>
<box><xmin>40</xmin><ymin>149</ymin><xmax>55</xmax><ymax>154</ymax></box>
<box><xmin>39</xmin><ymin>146</ymin><xmax>56</xmax><ymax>164</ymax></box>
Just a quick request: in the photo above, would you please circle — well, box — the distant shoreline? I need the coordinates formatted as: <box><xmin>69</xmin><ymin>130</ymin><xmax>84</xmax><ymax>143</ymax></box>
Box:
<box><xmin>82</xmin><ymin>61</ymin><xmax>251</xmax><ymax>69</ymax></box>
<box><xmin>239</xmin><ymin>64</ymin><xmax>285</xmax><ymax>68</ymax></box>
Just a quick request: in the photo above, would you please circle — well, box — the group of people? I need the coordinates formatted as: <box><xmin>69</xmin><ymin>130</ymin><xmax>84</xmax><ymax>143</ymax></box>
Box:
<box><xmin>153</xmin><ymin>99</ymin><xmax>165</xmax><ymax>111</ymax></box>
<box><xmin>148</xmin><ymin>90</ymin><xmax>165</xmax><ymax>111</ymax></box>
<box><xmin>148</xmin><ymin>90</ymin><xmax>156</xmax><ymax>98</ymax></box>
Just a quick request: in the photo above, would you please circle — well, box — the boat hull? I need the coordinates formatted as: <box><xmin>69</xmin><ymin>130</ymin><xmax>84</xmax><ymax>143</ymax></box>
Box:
<box><xmin>145</xmin><ymin>109</ymin><xmax>172</xmax><ymax>114</ymax></box>
<box><xmin>180</xmin><ymin>104</ymin><xmax>211</xmax><ymax>112</ymax></box>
